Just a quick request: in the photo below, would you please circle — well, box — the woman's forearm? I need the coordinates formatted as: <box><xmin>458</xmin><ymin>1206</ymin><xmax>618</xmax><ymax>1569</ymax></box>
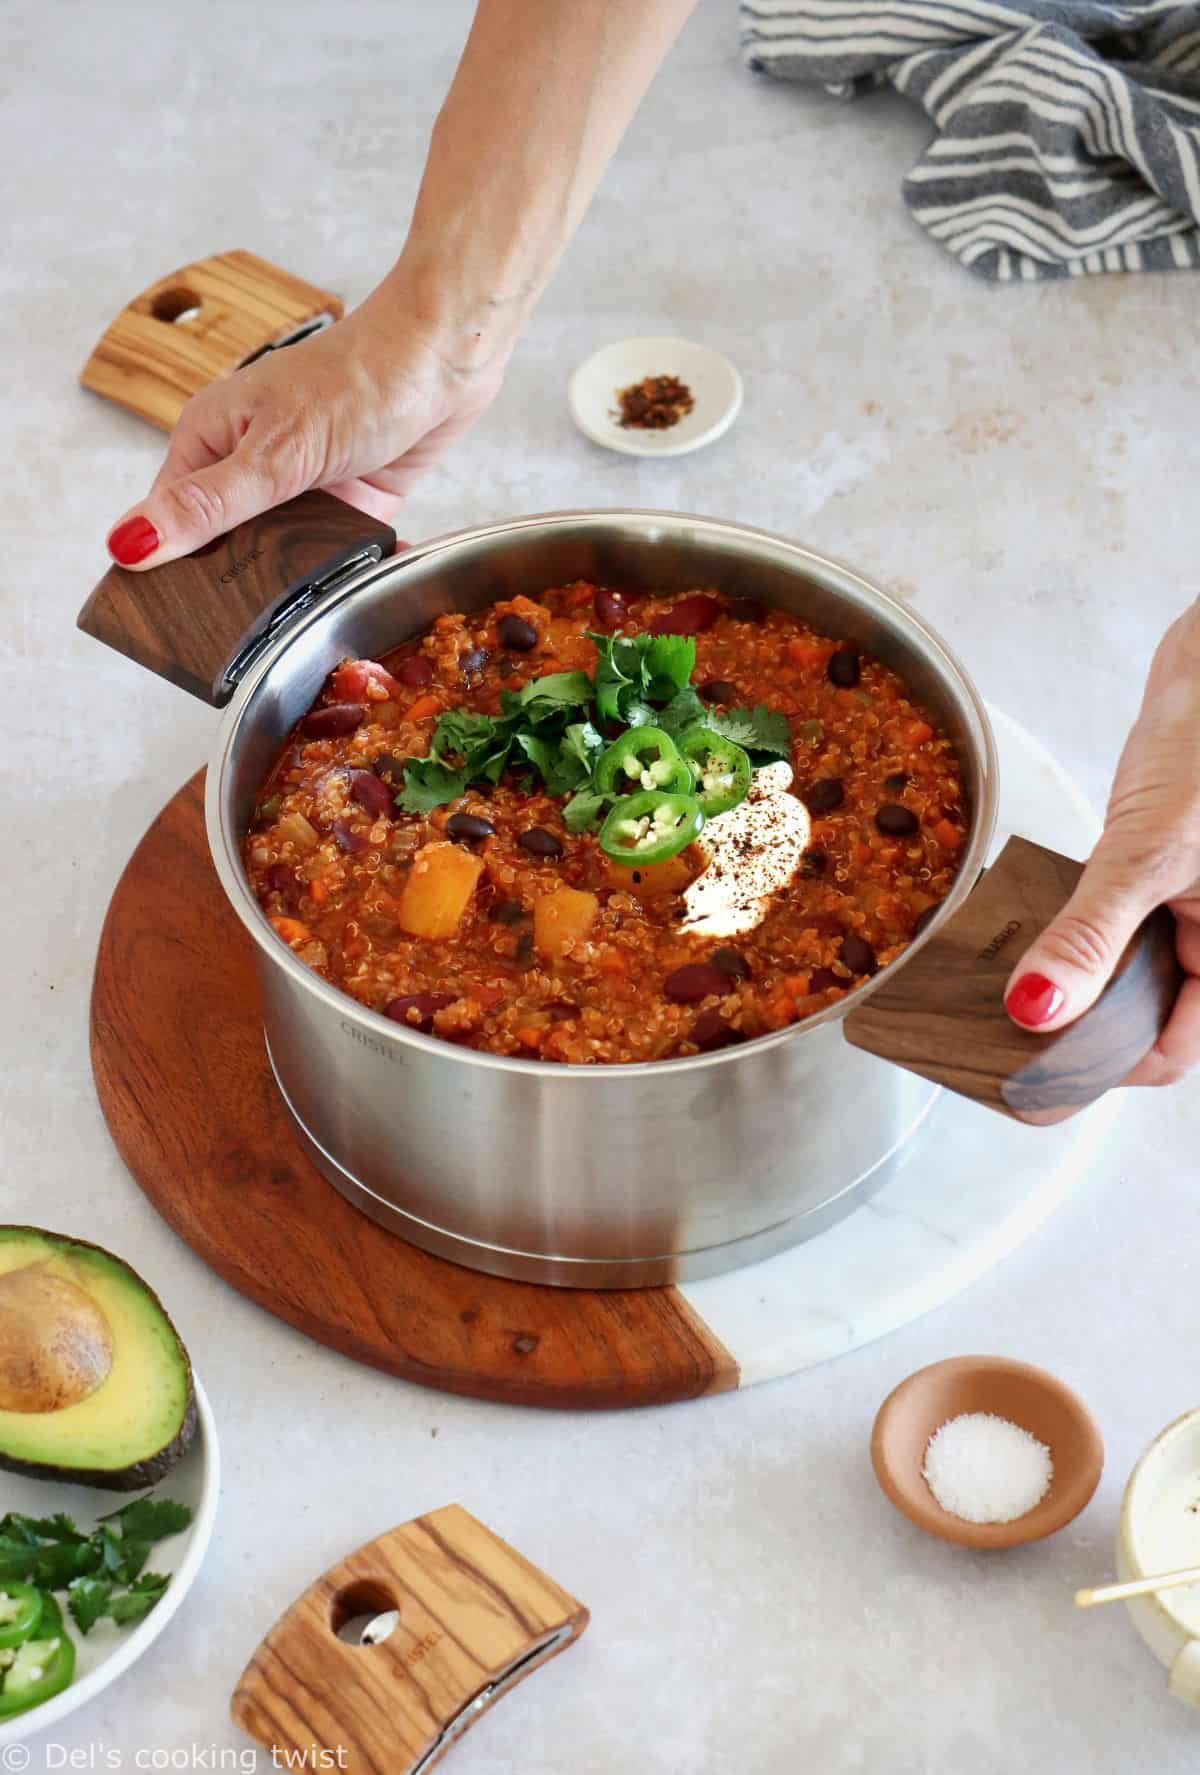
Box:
<box><xmin>373</xmin><ymin>0</ymin><xmax>699</xmax><ymax>366</ymax></box>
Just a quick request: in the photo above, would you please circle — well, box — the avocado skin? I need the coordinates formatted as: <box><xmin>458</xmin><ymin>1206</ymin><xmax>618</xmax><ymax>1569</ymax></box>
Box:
<box><xmin>0</xmin><ymin>1226</ymin><xmax>198</xmax><ymax>1491</ymax></box>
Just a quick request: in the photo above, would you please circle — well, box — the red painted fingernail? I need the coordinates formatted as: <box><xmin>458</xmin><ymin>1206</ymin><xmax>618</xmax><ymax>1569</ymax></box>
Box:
<box><xmin>107</xmin><ymin>515</ymin><xmax>160</xmax><ymax>566</ymax></box>
<box><xmin>1005</xmin><ymin>972</ymin><xmax>1064</xmax><ymax>1027</ymax></box>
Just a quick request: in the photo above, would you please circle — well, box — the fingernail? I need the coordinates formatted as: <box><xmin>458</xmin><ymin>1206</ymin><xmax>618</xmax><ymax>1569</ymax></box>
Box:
<box><xmin>1005</xmin><ymin>972</ymin><xmax>1065</xmax><ymax>1027</ymax></box>
<box><xmin>107</xmin><ymin>515</ymin><xmax>161</xmax><ymax>566</ymax></box>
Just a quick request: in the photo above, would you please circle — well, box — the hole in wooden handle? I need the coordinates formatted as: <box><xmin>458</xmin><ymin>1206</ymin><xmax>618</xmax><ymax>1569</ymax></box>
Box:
<box><xmin>150</xmin><ymin>286</ymin><xmax>203</xmax><ymax>325</ymax></box>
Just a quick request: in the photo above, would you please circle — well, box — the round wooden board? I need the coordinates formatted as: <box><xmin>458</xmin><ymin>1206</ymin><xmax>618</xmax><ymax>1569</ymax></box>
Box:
<box><xmin>90</xmin><ymin>772</ymin><xmax>737</xmax><ymax>1410</ymax></box>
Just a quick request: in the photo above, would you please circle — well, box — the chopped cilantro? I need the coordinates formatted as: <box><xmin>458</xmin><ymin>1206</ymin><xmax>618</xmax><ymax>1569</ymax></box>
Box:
<box><xmin>1</xmin><ymin>1495</ymin><xmax>190</xmax><ymax>1633</ymax></box>
<box><xmin>709</xmin><ymin>704</ymin><xmax>792</xmax><ymax>760</ymax></box>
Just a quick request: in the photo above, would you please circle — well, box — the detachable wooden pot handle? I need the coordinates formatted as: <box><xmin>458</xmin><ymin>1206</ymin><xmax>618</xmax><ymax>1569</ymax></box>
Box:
<box><xmin>844</xmin><ymin>835</ymin><xmax>1181</xmax><ymax>1125</ymax></box>
<box><xmin>77</xmin><ymin>490</ymin><xmax>397</xmax><ymax>705</ymax></box>
<box><xmin>231</xmin><ymin>1504</ymin><xmax>589</xmax><ymax>1775</ymax></box>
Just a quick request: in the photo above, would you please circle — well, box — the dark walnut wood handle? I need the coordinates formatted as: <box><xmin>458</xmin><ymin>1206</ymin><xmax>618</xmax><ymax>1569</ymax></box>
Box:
<box><xmin>844</xmin><ymin>835</ymin><xmax>1182</xmax><ymax>1126</ymax></box>
<box><xmin>77</xmin><ymin>490</ymin><xmax>397</xmax><ymax>705</ymax></box>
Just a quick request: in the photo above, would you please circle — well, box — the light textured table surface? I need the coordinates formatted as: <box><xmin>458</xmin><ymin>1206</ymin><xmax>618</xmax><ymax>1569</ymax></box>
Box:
<box><xmin>3</xmin><ymin>1</ymin><xmax>1199</xmax><ymax>1768</ymax></box>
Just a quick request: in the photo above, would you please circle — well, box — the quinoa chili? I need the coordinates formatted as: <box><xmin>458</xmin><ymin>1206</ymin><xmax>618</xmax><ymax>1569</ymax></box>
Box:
<box><xmin>242</xmin><ymin>583</ymin><xmax>967</xmax><ymax>1065</ymax></box>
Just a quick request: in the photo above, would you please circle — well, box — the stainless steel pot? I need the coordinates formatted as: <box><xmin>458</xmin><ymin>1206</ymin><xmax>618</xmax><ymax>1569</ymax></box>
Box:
<box><xmin>83</xmin><ymin>505</ymin><xmax>1000</xmax><ymax>1286</ymax></box>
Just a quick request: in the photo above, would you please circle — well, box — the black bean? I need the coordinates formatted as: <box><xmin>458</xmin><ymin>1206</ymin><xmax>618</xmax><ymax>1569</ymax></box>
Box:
<box><xmin>809</xmin><ymin>967</ymin><xmax>842</xmax><ymax>994</ymax></box>
<box><xmin>728</xmin><ymin>598</ymin><xmax>766</xmax><ymax>624</ymax></box>
<box><xmin>332</xmin><ymin>817</ymin><xmax>368</xmax><ymax>854</ymax></box>
<box><xmin>491</xmin><ymin>899</ymin><xmax>528</xmax><ymax>925</ymax></box>
<box><xmin>372</xmin><ymin>753</ymin><xmax>406</xmax><ymax>785</ymax></box>
<box><xmin>711</xmin><ymin>947</ymin><xmax>752</xmax><ymax>981</ymax></box>
<box><xmin>460</xmin><ymin>646</ymin><xmax>489</xmax><ymax>678</ymax></box>
<box><xmin>349</xmin><ymin>770</ymin><xmax>395</xmax><ymax>819</ymax></box>
<box><xmin>384</xmin><ymin>992</ymin><xmax>454</xmax><ymax>1032</ymax></box>
<box><xmin>840</xmin><ymin>933</ymin><xmax>878</xmax><ymax>977</ymax></box>
<box><xmin>518</xmin><ymin>827</ymin><xmax>563</xmax><ymax>859</ymax></box>
<box><xmin>692</xmin><ymin>1009</ymin><xmax>745</xmax><ymax>1052</ymax></box>
<box><xmin>496</xmin><ymin>656</ymin><xmax>518</xmax><ymax>679</ymax></box>
<box><xmin>883</xmin><ymin>771</ymin><xmax>909</xmax><ymax>794</ymax></box>
<box><xmin>446</xmin><ymin>812</ymin><xmax>496</xmax><ymax>845</ymax></box>
<box><xmin>914</xmin><ymin>902</ymin><xmax>942</xmax><ymax>937</ymax></box>
<box><xmin>701</xmin><ymin>680</ymin><xmax>738</xmax><ymax>705</ymax></box>
<box><xmin>800</xmin><ymin>848</ymin><xmax>828</xmax><ymax>878</ymax></box>
<box><xmin>303</xmin><ymin>702</ymin><xmax>365</xmax><ymax>738</ymax></box>
<box><xmin>803</xmin><ymin>777</ymin><xmax>845</xmax><ymax>815</ymax></box>
<box><xmin>497</xmin><ymin>614</ymin><xmax>538</xmax><ymax>652</ymax></box>
<box><xmin>875</xmin><ymin>803</ymin><xmax>919</xmax><ymax>837</ymax></box>
<box><xmin>663</xmin><ymin>962</ymin><xmax>730</xmax><ymax>1004</ymax></box>
<box><xmin>827</xmin><ymin>648</ymin><xmax>861</xmax><ymax>689</ymax></box>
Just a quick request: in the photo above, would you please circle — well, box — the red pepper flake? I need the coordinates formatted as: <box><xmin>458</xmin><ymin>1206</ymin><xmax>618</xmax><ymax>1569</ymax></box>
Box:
<box><xmin>614</xmin><ymin>374</ymin><xmax>695</xmax><ymax>431</ymax></box>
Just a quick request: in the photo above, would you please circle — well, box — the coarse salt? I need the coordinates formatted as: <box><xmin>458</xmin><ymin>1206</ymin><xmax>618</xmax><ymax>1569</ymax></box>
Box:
<box><xmin>922</xmin><ymin>1412</ymin><xmax>1053</xmax><ymax>1524</ymax></box>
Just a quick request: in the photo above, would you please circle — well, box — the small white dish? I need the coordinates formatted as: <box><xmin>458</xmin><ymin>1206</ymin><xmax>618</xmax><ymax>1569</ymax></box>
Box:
<box><xmin>568</xmin><ymin>336</ymin><xmax>742</xmax><ymax>458</ymax></box>
<box><xmin>0</xmin><ymin>1378</ymin><xmax>220</xmax><ymax>1744</ymax></box>
<box><xmin>1118</xmin><ymin>1408</ymin><xmax>1200</xmax><ymax>1707</ymax></box>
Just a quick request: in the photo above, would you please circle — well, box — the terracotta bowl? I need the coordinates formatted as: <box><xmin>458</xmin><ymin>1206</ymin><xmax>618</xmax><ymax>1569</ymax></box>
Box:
<box><xmin>871</xmin><ymin>1355</ymin><xmax>1104</xmax><ymax>1549</ymax></box>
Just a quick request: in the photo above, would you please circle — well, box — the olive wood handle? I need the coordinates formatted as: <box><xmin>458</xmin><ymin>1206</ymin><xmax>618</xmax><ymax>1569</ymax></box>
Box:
<box><xmin>231</xmin><ymin>1504</ymin><xmax>589</xmax><ymax>1775</ymax></box>
<box><xmin>77</xmin><ymin>491</ymin><xmax>397</xmax><ymax>706</ymax></box>
<box><xmin>843</xmin><ymin>835</ymin><xmax>1181</xmax><ymax>1125</ymax></box>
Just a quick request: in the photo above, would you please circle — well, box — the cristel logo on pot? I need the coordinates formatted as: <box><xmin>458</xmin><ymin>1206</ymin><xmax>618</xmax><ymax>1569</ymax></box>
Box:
<box><xmin>976</xmin><ymin>919</ymin><xmax>1023</xmax><ymax>964</ymax></box>
<box><xmin>219</xmin><ymin>546</ymin><xmax>264</xmax><ymax>584</ymax></box>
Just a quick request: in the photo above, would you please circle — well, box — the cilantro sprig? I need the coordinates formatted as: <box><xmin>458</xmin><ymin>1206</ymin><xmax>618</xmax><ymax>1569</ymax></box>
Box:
<box><xmin>394</xmin><ymin>625</ymin><xmax>792</xmax><ymax>825</ymax></box>
<box><xmin>0</xmin><ymin>1495</ymin><xmax>191</xmax><ymax>1635</ymax></box>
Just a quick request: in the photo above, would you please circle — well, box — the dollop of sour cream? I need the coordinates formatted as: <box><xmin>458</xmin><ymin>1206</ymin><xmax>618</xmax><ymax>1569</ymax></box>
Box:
<box><xmin>681</xmin><ymin>760</ymin><xmax>811</xmax><ymax>939</ymax></box>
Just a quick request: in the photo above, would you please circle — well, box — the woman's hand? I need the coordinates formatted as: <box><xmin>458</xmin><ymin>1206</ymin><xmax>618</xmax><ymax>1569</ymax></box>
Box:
<box><xmin>1004</xmin><ymin>599</ymin><xmax>1200</xmax><ymax>1085</ymax></box>
<box><xmin>105</xmin><ymin>281</ymin><xmax>510</xmax><ymax>567</ymax></box>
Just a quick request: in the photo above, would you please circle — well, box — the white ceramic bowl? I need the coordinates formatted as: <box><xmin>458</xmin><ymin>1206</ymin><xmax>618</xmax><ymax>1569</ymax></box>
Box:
<box><xmin>567</xmin><ymin>336</ymin><xmax>742</xmax><ymax>457</ymax></box>
<box><xmin>1118</xmin><ymin>1408</ymin><xmax>1200</xmax><ymax>1706</ymax></box>
<box><xmin>0</xmin><ymin>1378</ymin><xmax>220</xmax><ymax>1744</ymax></box>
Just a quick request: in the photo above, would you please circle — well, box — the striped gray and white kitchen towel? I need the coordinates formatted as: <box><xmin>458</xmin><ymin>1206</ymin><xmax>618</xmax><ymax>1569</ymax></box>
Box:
<box><xmin>740</xmin><ymin>1</ymin><xmax>1200</xmax><ymax>280</ymax></box>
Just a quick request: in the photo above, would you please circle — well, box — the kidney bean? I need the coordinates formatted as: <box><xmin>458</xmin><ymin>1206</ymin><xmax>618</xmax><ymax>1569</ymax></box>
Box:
<box><xmin>491</xmin><ymin>899</ymin><xmax>528</xmax><ymax>924</ymax></box>
<box><xmin>914</xmin><ymin>902</ymin><xmax>942</xmax><ymax>937</ymax></box>
<box><xmin>803</xmin><ymin>777</ymin><xmax>844</xmax><ymax>815</ymax></box>
<box><xmin>648</xmin><ymin>595</ymin><xmax>721</xmax><ymax>636</ymax></box>
<box><xmin>840</xmin><ymin>933</ymin><xmax>878</xmax><ymax>976</ymax></box>
<box><xmin>518</xmin><ymin>827</ymin><xmax>563</xmax><ymax>859</ymax></box>
<box><xmin>883</xmin><ymin>771</ymin><xmax>909</xmax><ymax>794</ymax></box>
<box><xmin>701</xmin><ymin>680</ymin><xmax>738</xmax><ymax>705</ymax></box>
<box><xmin>384</xmin><ymin>992</ymin><xmax>455</xmax><ymax>1033</ymax></box>
<box><xmin>800</xmin><ymin>848</ymin><xmax>827</xmax><ymax>877</ymax></box>
<box><xmin>711</xmin><ymin>947</ymin><xmax>752</xmax><ymax>981</ymax></box>
<box><xmin>333</xmin><ymin>817</ymin><xmax>368</xmax><ymax>854</ymax></box>
<box><xmin>460</xmin><ymin>646</ymin><xmax>490</xmax><ymax>678</ymax></box>
<box><xmin>265</xmin><ymin>863</ymin><xmax>300</xmax><ymax>910</ymax></box>
<box><xmin>692</xmin><ymin>1008</ymin><xmax>745</xmax><ymax>1052</ymax></box>
<box><xmin>303</xmin><ymin>702</ymin><xmax>364</xmax><ymax>738</ymax></box>
<box><xmin>395</xmin><ymin>655</ymin><xmax>434</xmax><ymax>688</ymax></box>
<box><xmin>728</xmin><ymin>598</ymin><xmax>766</xmax><ymax>624</ymax></box>
<box><xmin>875</xmin><ymin>803</ymin><xmax>919</xmax><ymax>837</ymax></box>
<box><xmin>808</xmin><ymin>967</ymin><xmax>842</xmax><ymax>994</ymax></box>
<box><xmin>827</xmin><ymin>648</ymin><xmax>860</xmax><ymax>689</ymax></box>
<box><xmin>497</xmin><ymin>614</ymin><xmax>537</xmax><ymax>652</ymax></box>
<box><xmin>446</xmin><ymin>812</ymin><xmax>496</xmax><ymax>845</ymax></box>
<box><xmin>663</xmin><ymin>962</ymin><xmax>731</xmax><ymax>1004</ymax></box>
<box><xmin>594</xmin><ymin>587</ymin><xmax>632</xmax><ymax>629</ymax></box>
<box><xmin>349</xmin><ymin>770</ymin><xmax>395</xmax><ymax>819</ymax></box>
<box><xmin>332</xmin><ymin>658</ymin><xmax>402</xmax><ymax>702</ymax></box>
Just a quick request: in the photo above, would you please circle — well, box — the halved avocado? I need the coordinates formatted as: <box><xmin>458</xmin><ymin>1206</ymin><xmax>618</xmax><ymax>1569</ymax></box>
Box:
<box><xmin>0</xmin><ymin>1228</ymin><xmax>195</xmax><ymax>1491</ymax></box>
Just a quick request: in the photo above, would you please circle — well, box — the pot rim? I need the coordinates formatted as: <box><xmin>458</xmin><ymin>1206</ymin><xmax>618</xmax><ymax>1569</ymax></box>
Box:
<box><xmin>205</xmin><ymin>506</ymin><xmax>999</xmax><ymax>1080</ymax></box>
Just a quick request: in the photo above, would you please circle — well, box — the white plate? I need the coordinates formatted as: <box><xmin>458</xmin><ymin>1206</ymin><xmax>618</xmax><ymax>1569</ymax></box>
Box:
<box><xmin>568</xmin><ymin>336</ymin><xmax>743</xmax><ymax>458</ymax></box>
<box><xmin>0</xmin><ymin>1378</ymin><xmax>219</xmax><ymax>1744</ymax></box>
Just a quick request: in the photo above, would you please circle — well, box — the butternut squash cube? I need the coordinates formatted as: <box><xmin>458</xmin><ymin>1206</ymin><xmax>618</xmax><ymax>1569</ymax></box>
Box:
<box><xmin>534</xmin><ymin>886</ymin><xmax>599</xmax><ymax>960</ymax></box>
<box><xmin>397</xmin><ymin>842</ymin><xmax>484</xmax><ymax>940</ymax></box>
<box><xmin>605</xmin><ymin>848</ymin><xmax>698</xmax><ymax>899</ymax></box>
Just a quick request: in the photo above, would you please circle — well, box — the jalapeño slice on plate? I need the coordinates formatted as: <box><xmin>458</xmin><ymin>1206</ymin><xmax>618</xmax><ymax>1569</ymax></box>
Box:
<box><xmin>0</xmin><ymin>1582</ymin><xmax>42</xmax><ymax>1650</ymax></box>
<box><xmin>598</xmin><ymin>791</ymin><xmax>704</xmax><ymax>864</ymax></box>
<box><xmin>0</xmin><ymin>1592</ymin><xmax>75</xmax><ymax>1718</ymax></box>
<box><xmin>595</xmin><ymin>727</ymin><xmax>692</xmax><ymax>797</ymax></box>
<box><xmin>676</xmin><ymin>726</ymin><xmax>752</xmax><ymax>817</ymax></box>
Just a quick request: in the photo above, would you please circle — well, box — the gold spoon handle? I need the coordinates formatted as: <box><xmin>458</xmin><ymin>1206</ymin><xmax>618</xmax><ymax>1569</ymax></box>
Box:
<box><xmin>1075</xmin><ymin>1565</ymin><xmax>1200</xmax><ymax>1609</ymax></box>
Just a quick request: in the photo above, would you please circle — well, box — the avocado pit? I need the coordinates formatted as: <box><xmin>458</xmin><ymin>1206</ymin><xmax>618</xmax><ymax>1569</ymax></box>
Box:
<box><xmin>0</xmin><ymin>1267</ymin><xmax>114</xmax><ymax>1413</ymax></box>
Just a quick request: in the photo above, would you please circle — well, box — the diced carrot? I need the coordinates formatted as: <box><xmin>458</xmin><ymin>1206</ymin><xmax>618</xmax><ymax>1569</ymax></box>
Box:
<box><xmin>908</xmin><ymin>720</ymin><xmax>934</xmax><ymax>747</ymax></box>
<box><xmin>516</xmin><ymin>1027</ymin><xmax>545</xmax><ymax>1051</ymax></box>
<box><xmin>269</xmin><ymin>916</ymin><xmax>311</xmax><ymax>944</ymax></box>
<box><xmin>932</xmin><ymin>818</ymin><xmax>964</xmax><ymax>852</ymax></box>
<box><xmin>406</xmin><ymin>694</ymin><xmax>441</xmax><ymax>722</ymax></box>
<box><xmin>308</xmin><ymin>878</ymin><xmax>329</xmax><ymax>906</ymax></box>
<box><xmin>786</xmin><ymin>639</ymin><xmax>827</xmax><ymax>670</ymax></box>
